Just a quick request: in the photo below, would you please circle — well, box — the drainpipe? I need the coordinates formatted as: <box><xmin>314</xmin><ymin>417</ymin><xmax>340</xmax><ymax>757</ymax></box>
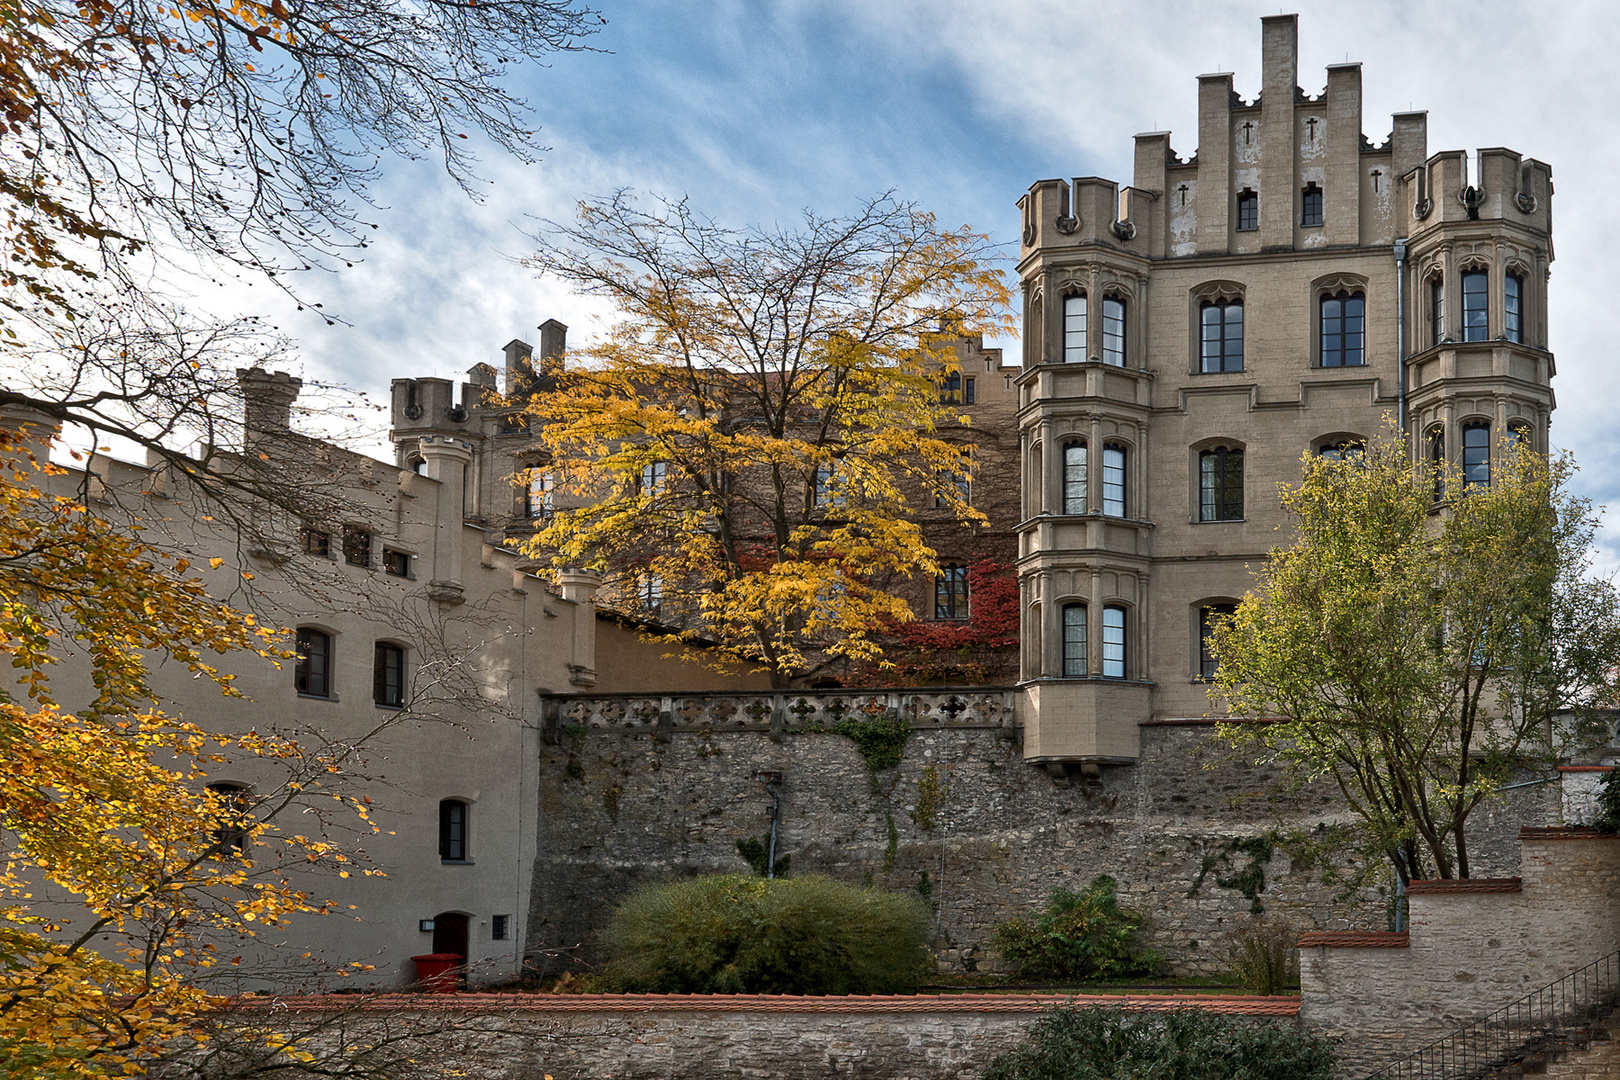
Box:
<box><xmin>1394</xmin><ymin>238</ymin><xmax>1408</xmax><ymax>436</ymax></box>
<box><xmin>759</xmin><ymin>772</ymin><xmax>782</xmax><ymax>879</ymax></box>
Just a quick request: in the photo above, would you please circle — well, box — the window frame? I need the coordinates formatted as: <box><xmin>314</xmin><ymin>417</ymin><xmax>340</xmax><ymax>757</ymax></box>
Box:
<box><xmin>439</xmin><ymin>799</ymin><xmax>469</xmax><ymax>863</ymax></box>
<box><xmin>1101</xmin><ymin>444</ymin><xmax>1127</xmax><ymax>517</ymax></box>
<box><xmin>1198</xmin><ymin>446</ymin><xmax>1244</xmax><ymax>522</ymax></box>
<box><xmin>1505</xmin><ymin>273</ymin><xmax>1524</xmax><ymax>344</ymax></box>
<box><xmin>1101</xmin><ymin>604</ymin><xmax>1127</xmax><ymax>679</ymax></box>
<box><xmin>1236</xmin><ymin>189</ymin><xmax>1259</xmax><ymax>232</ymax></box>
<box><xmin>1199</xmin><ymin>604</ymin><xmax>1237</xmax><ymax>681</ymax></box>
<box><xmin>1061</xmin><ymin>603</ymin><xmax>1087</xmax><ymax>677</ymax></box>
<box><xmin>525</xmin><ymin>469</ymin><xmax>555</xmax><ymax>519</ymax></box>
<box><xmin>1430</xmin><ymin>276</ymin><xmax>1445</xmax><ymax>347</ymax></box>
<box><xmin>1101</xmin><ymin>297</ymin><xmax>1126</xmax><ymax>367</ymax></box>
<box><xmin>1061</xmin><ymin>441</ymin><xmax>1087</xmax><ymax>515</ymax></box>
<box><xmin>1319</xmin><ymin>291</ymin><xmax>1366</xmax><ymax>367</ymax></box>
<box><xmin>301</xmin><ymin>528</ymin><xmax>331</xmax><ymax>558</ymax></box>
<box><xmin>382</xmin><ymin>548</ymin><xmax>411</xmax><ymax>578</ymax></box>
<box><xmin>963</xmin><ymin>377</ymin><xmax>976</xmax><ymax>404</ymax></box>
<box><xmin>294</xmin><ymin>627</ymin><xmax>332</xmax><ymax>699</ymax></box>
<box><xmin>1300</xmin><ymin>183</ymin><xmax>1323</xmax><ymax>228</ymax></box>
<box><xmin>940</xmin><ymin>371</ymin><xmax>962</xmax><ymax>403</ymax></box>
<box><xmin>1199</xmin><ymin>300</ymin><xmax>1244</xmax><ymax>373</ymax></box>
<box><xmin>1461</xmin><ymin>270</ymin><xmax>1488</xmax><ymax>342</ymax></box>
<box><xmin>373</xmin><ymin>641</ymin><xmax>406</xmax><ymax>708</ymax></box>
<box><xmin>935</xmin><ymin>564</ymin><xmax>970</xmax><ymax>621</ymax></box>
<box><xmin>1062</xmin><ymin>294</ymin><xmax>1088</xmax><ymax>363</ymax></box>
<box><xmin>640</xmin><ymin>460</ymin><xmax>667</xmax><ymax>497</ymax></box>
<box><xmin>1428</xmin><ymin>425</ymin><xmax>1446</xmax><ymax>500</ymax></box>
<box><xmin>1462</xmin><ymin>420</ymin><xmax>1491</xmax><ymax>490</ymax></box>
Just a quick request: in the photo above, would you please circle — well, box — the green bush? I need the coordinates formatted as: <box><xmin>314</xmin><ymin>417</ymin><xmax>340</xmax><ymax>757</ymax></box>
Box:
<box><xmin>979</xmin><ymin>1006</ymin><xmax>1335</xmax><ymax>1080</ymax></box>
<box><xmin>1222</xmin><ymin>916</ymin><xmax>1299</xmax><ymax>995</ymax></box>
<box><xmin>1594</xmin><ymin>768</ymin><xmax>1620</xmax><ymax>834</ymax></box>
<box><xmin>991</xmin><ymin>876</ymin><xmax>1160</xmax><ymax>982</ymax></box>
<box><xmin>602</xmin><ymin>873</ymin><xmax>933</xmax><ymax>994</ymax></box>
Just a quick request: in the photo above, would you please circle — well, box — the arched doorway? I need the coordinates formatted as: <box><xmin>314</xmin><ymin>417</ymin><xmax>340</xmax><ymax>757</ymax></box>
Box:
<box><xmin>431</xmin><ymin>911</ymin><xmax>469</xmax><ymax>986</ymax></box>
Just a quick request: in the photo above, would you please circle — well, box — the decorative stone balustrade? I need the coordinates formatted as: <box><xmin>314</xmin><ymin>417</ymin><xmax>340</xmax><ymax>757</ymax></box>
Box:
<box><xmin>538</xmin><ymin>687</ymin><xmax>1018</xmax><ymax>742</ymax></box>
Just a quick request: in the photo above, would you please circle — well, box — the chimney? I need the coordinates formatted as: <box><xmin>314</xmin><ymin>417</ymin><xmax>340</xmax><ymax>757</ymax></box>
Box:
<box><xmin>503</xmin><ymin>338</ymin><xmax>535</xmax><ymax>394</ymax></box>
<box><xmin>538</xmin><ymin>319</ymin><xmax>568</xmax><ymax>376</ymax></box>
<box><xmin>237</xmin><ymin>367</ymin><xmax>302</xmax><ymax>441</ymax></box>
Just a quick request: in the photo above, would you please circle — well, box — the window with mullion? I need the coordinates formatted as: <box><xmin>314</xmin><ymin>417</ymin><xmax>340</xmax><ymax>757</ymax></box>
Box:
<box><xmin>1200</xmin><ymin>604</ymin><xmax>1236</xmax><ymax>680</ymax></box>
<box><xmin>1428</xmin><ymin>427</ymin><xmax>1446</xmax><ymax>500</ymax></box>
<box><xmin>1062</xmin><ymin>295</ymin><xmax>1087</xmax><ymax>363</ymax></box>
<box><xmin>373</xmin><ymin>642</ymin><xmax>405</xmax><ymax>708</ymax></box>
<box><xmin>1236</xmin><ymin>190</ymin><xmax>1258</xmax><ymax>231</ymax></box>
<box><xmin>1320</xmin><ymin>292</ymin><xmax>1365</xmax><ymax>367</ymax></box>
<box><xmin>1062</xmin><ymin>603</ymin><xmax>1087</xmax><ymax>677</ymax></box>
<box><xmin>1505</xmin><ymin>274</ymin><xmax>1524</xmax><ymax>344</ymax></box>
<box><xmin>1101</xmin><ymin>298</ymin><xmax>1126</xmax><ymax>366</ymax></box>
<box><xmin>935</xmin><ymin>565</ymin><xmax>969</xmax><ymax>620</ymax></box>
<box><xmin>1462</xmin><ymin>271</ymin><xmax>1488</xmax><ymax>342</ymax></box>
<box><xmin>1198</xmin><ymin>447</ymin><xmax>1243</xmax><ymax>521</ymax></box>
<box><xmin>1430</xmin><ymin>277</ymin><xmax>1445</xmax><ymax>347</ymax></box>
<box><xmin>1301</xmin><ymin>184</ymin><xmax>1323</xmax><ymax>227</ymax></box>
<box><xmin>439</xmin><ymin>800</ymin><xmax>468</xmax><ymax>862</ymax></box>
<box><xmin>1102</xmin><ymin>445</ymin><xmax>1127</xmax><ymax>517</ymax></box>
<box><xmin>1462</xmin><ymin>422</ymin><xmax>1490</xmax><ymax>489</ymax></box>
<box><xmin>1101</xmin><ymin>605</ymin><xmax>1127</xmax><ymax>678</ymax></box>
<box><xmin>1200</xmin><ymin>301</ymin><xmax>1243</xmax><ymax>373</ymax></box>
<box><xmin>1062</xmin><ymin>442</ymin><xmax>1087</xmax><ymax>514</ymax></box>
<box><xmin>294</xmin><ymin>628</ymin><xmax>331</xmax><ymax>698</ymax></box>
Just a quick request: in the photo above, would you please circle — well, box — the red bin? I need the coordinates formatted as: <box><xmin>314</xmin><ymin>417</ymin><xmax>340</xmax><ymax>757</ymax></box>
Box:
<box><xmin>410</xmin><ymin>953</ymin><xmax>463</xmax><ymax>992</ymax></box>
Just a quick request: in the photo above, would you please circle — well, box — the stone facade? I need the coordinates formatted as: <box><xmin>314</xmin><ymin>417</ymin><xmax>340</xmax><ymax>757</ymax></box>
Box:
<box><xmin>1013</xmin><ymin>14</ymin><xmax>1555</xmax><ymax>761</ymax></box>
<box><xmin>1299</xmin><ymin>829</ymin><xmax>1620</xmax><ymax>1077</ymax></box>
<box><xmin>528</xmin><ymin>702</ymin><xmax>1558</xmax><ymax>977</ymax></box>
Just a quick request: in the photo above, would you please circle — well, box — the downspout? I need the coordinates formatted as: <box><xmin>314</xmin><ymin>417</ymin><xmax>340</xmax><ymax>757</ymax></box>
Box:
<box><xmin>765</xmin><ymin>778</ymin><xmax>780</xmax><ymax>880</ymax></box>
<box><xmin>1394</xmin><ymin>238</ymin><xmax>1409</xmax><ymax>435</ymax></box>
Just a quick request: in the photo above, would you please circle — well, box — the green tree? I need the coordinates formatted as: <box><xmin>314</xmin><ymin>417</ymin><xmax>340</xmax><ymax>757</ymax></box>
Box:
<box><xmin>1210</xmin><ymin>433</ymin><xmax>1620</xmax><ymax>884</ymax></box>
<box><xmin>519</xmin><ymin>192</ymin><xmax>1012</xmax><ymax>685</ymax></box>
<box><xmin>990</xmin><ymin>876</ymin><xmax>1159</xmax><ymax>982</ymax></box>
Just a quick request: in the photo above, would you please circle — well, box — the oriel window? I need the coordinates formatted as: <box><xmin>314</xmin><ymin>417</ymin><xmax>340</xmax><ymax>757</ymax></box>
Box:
<box><xmin>1462</xmin><ymin>271</ymin><xmax>1488</xmax><ymax>342</ymax></box>
<box><xmin>1063</xmin><ymin>295</ymin><xmax>1087</xmax><ymax>363</ymax></box>
<box><xmin>1102</xmin><ymin>445</ymin><xmax>1127</xmax><ymax>517</ymax></box>
<box><xmin>1101</xmin><ymin>298</ymin><xmax>1126</xmax><ymax>366</ymax></box>
<box><xmin>1505</xmin><ymin>274</ymin><xmax>1524</xmax><ymax>344</ymax></box>
<box><xmin>1062</xmin><ymin>603</ymin><xmax>1087</xmax><ymax>677</ymax></box>
<box><xmin>1062</xmin><ymin>442</ymin><xmax>1087</xmax><ymax>514</ymax></box>
<box><xmin>1101</xmin><ymin>605</ymin><xmax>1127</xmax><ymax>679</ymax></box>
<box><xmin>1462</xmin><ymin>421</ymin><xmax>1491</xmax><ymax>489</ymax></box>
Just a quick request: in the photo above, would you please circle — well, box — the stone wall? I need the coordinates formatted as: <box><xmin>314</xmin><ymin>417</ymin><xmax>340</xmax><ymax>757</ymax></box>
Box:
<box><xmin>260</xmin><ymin>992</ymin><xmax>1301</xmax><ymax>1080</ymax></box>
<box><xmin>528</xmin><ymin>695</ymin><xmax>1559</xmax><ymax>979</ymax></box>
<box><xmin>1298</xmin><ymin>829</ymin><xmax>1620</xmax><ymax>1078</ymax></box>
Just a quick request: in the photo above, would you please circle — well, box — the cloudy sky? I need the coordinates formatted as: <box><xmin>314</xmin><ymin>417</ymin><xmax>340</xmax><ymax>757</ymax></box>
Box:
<box><xmin>192</xmin><ymin>0</ymin><xmax>1620</xmax><ymax>561</ymax></box>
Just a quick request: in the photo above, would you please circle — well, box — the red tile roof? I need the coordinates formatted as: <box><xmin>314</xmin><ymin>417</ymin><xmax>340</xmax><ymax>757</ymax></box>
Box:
<box><xmin>235</xmin><ymin>992</ymin><xmax>1300</xmax><ymax>1016</ymax></box>
<box><xmin>1406</xmin><ymin>878</ymin><xmax>1521</xmax><ymax>894</ymax></box>
<box><xmin>1297</xmin><ymin>932</ymin><xmax>1410</xmax><ymax>948</ymax></box>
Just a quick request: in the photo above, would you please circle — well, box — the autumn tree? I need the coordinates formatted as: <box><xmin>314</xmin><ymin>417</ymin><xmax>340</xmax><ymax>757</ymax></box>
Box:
<box><xmin>1210</xmin><ymin>432</ymin><xmax>1620</xmax><ymax>886</ymax></box>
<box><xmin>519</xmin><ymin>192</ymin><xmax>1012</xmax><ymax>685</ymax></box>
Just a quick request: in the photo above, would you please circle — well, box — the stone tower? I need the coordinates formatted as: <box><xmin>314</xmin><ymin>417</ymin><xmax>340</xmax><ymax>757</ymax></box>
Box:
<box><xmin>1015</xmin><ymin>14</ymin><xmax>1554</xmax><ymax>764</ymax></box>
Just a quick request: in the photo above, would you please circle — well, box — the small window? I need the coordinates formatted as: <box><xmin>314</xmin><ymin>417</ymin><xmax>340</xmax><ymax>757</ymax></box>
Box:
<box><xmin>526</xmin><ymin>470</ymin><xmax>555</xmax><ymax>519</ymax></box>
<box><xmin>1506</xmin><ymin>274</ymin><xmax>1524</xmax><ymax>344</ymax></box>
<box><xmin>1462</xmin><ymin>271</ymin><xmax>1488</xmax><ymax>342</ymax></box>
<box><xmin>383</xmin><ymin>549</ymin><xmax>410</xmax><ymax>577</ymax></box>
<box><xmin>1317</xmin><ymin>439</ymin><xmax>1365</xmax><ymax>461</ymax></box>
<box><xmin>374</xmin><ymin>642</ymin><xmax>406</xmax><ymax>708</ymax></box>
<box><xmin>410</xmin><ymin>458</ymin><xmax>427</xmax><ymax>476</ymax></box>
<box><xmin>207</xmin><ymin>783</ymin><xmax>252</xmax><ymax>855</ymax></box>
<box><xmin>640</xmin><ymin>461</ymin><xmax>667</xmax><ymax>497</ymax></box>
<box><xmin>1198</xmin><ymin>447</ymin><xmax>1243</xmax><ymax>522</ymax></box>
<box><xmin>1200</xmin><ymin>301</ymin><xmax>1244</xmax><ymax>373</ymax></box>
<box><xmin>1199</xmin><ymin>604</ymin><xmax>1236</xmax><ymax>680</ymax></box>
<box><xmin>963</xmin><ymin>377</ymin><xmax>976</xmax><ymax>404</ymax></box>
<box><xmin>1300</xmin><ymin>184</ymin><xmax>1323</xmax><ymax>228</ymax></box>
<box><xmin>1062</xmin><ymin>442</ymin><xmax>1087</xmax><ymax>514</ymax></box>
<box><xmin>934</xmin><ymin>472</ymin><xmax>970</xmax><ymax>509</ymax></box>
<box><xmin>1063</xmin><ymin>294</ymin><xmax>1088</xmax><ymax>363</ymax></box>
<box><xmin>1101</xmin><ymin>298</ymin><xmax>1126</xmax><ymax>367</ymax></box>
<box><xmin>1430</xmin><ymin>277</ymin><xmax>1445</xmax><ymax>347</ymax></box>
<box><xmin>638</xmin><ymin>573</ymin><xmax>663</xmax><ymax>615</ymax></box>
<box><xmin>1320</xmin><ymin>292</ymin><xmax>1365</xmax><ymax>367</ymax></box>
<box><xmin>343</xmin><ymin>526</ymin><xmax>372</xmax><ymax>568</ymax></box>
<box><xmin>940</xmin><ymin>371</ymin><xmax>962</xmax><ymax>403</ymax></box>
<box><xmin>1462</xmin><ymin>421</ymin><xmax>1490</xmax><ymax>489</ymax></box>
<box><xmin>1428</xmin><ymin>426</ymin><xmax>1446</xmax><ymax>500</ymax></box>
<box><xmin>1236</xmin><ymin>189</ymin><xmax>1258</xmax><ymax>232</ymax></box>
<box><xmin>1062</xmin><ymin>603</ymin><xmax>1087</xmax><ymax>677</ymax></box>
<box><xmin>492</xmin><ymin>914</ymin><xmax>510</xmax><ymax>941</ymax></box>
<box><xmin>813</xmin><ymin>463</ymin><xmax>841</xmax><ymax>507</ymax></box>
<box><xmin>439</xmin><ymin>800</ymin><xmax>468</xmax><ymax>862</ymax></box>
<box><xmin>1101</xmin><ymin>605</ymin><xmax>1127</xmax><ymax>678</ymax></box>
<box><xmin>935</xmin><ymin>565</ymin><xmax>969</xmax><ymax>621</ymax></box>
<box><xmin>1102</xmin><ymin>444</ymin><xmax>1126</xmax><ymax>517</ymax></box>
<box><xmin>295</xmin><ymin>628</ymin><xmax>332</xmax><ymax>698</ymax></box>
<box><xmin>301</xmin><ymin>529</ymin><xmax>330</xmax><ymax>558</ymax></box>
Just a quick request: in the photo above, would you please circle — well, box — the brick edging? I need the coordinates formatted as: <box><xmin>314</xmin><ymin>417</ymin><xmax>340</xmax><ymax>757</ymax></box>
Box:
<box><xmin>1297</xmin><ymin>932</ymin><xmax>1410</xmax><ymax>948</ymax></box>
<box><xmin>231</xmin><ymin>992</ymin><xmax>1301</xmax><ymax>1016</ymax></box>
<box><xmin>1520</xmin><ymin>826</ymin><xmax>1619</xmax><ymax>841</ymax></box>
<box><xmin>1406</xmin><ymin>877</ymin><xmax>1522</xmax><ymax>894</ymax></box>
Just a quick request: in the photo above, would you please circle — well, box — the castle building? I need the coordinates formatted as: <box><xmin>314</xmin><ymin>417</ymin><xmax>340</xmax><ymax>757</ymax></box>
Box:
<box><xmin>1013</xmin><ymin>14</ymin><xmax>1554</xmax><ymax>763</ymax></box>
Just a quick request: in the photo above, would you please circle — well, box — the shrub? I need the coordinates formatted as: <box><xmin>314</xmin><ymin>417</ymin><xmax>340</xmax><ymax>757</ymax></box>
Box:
<box><xmin>602</xmin><ymin>874</ymin><xmax>933</xmax><ymax>994</ymax></box>
<box><xmin>1594</xmin><ymin>768</ymin><xmax>1620</xmax><ymax>833</ymax></box>
<box><xmin>991</xmin><ymin>876</ymin><xmax>1160</xmax><ymax>982</ymax></box>
<box><xmin>979</xmin><ymin>1006</ymin><xmax>1335</xmax><ymax>1080</ymax></box>
<box><xmin>1222</xmin><ymin>916</ymin><xmax>1299</xmax><ymax>995</ymax></box>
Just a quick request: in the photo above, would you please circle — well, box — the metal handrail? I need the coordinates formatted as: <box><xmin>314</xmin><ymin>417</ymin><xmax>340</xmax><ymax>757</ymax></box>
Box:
<box><xmin>1365</xmin><ymin>949</ymin><xmax>1620</xmax><ymax>1080</ymax></box>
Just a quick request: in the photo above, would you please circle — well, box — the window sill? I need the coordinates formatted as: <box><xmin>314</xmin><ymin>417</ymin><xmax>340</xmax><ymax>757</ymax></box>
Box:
<box><xmin>441</xmin><ymin>859</ymin><xmax>475</xmax><ymax>866</ymax></box>
<box><xmin>1193</xmin><ymin>517</ymin><xmax>1246</xmax><ymax>524</ymax></box>
<box><xmin>297</xmin><ymin>692</ymin><xmax>339</xmax><ymax>702</ymax></box>
<box><xmin>375</xmin><ymin>702</ymin><xmax>405</xmax><ymax>711</ymax></box>
<box><xmin>1192</xmin><ymin>368</ymin><xmax>1247</xmax><ymax>376</ymax></box>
